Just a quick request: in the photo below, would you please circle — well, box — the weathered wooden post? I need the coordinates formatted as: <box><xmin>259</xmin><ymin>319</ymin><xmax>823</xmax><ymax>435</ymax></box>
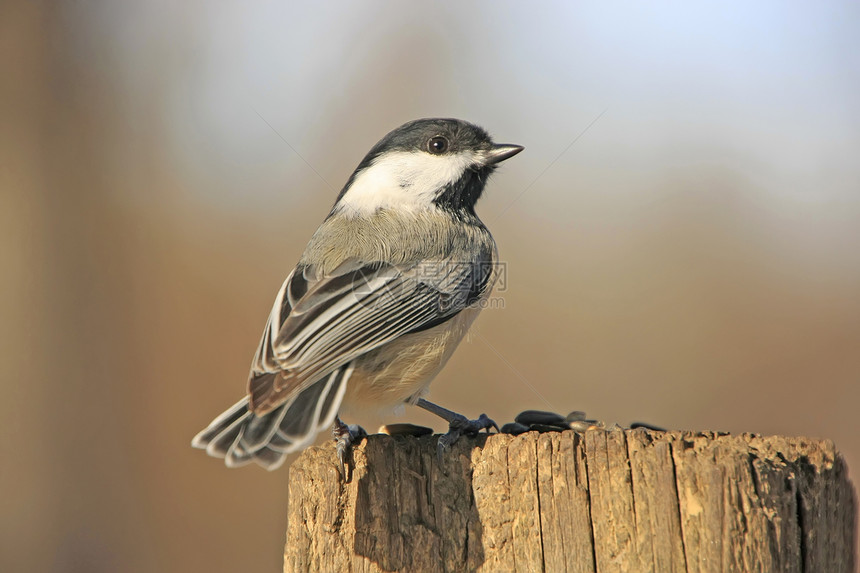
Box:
<box><xmin>284</xmin><ymin>430</ymin><xmax>856</xmax><ymax>572</ymax></box>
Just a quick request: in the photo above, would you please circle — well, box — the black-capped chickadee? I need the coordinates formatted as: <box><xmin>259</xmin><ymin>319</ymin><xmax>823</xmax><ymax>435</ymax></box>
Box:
<box><xmin>192</xmin><ymin>118</ymin><xmax>523</xmax><ymax>474</ymax></box>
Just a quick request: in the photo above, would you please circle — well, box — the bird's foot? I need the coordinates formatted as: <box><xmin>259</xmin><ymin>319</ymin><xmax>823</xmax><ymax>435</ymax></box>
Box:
<box><xmin>332</xmin><ymin>416</ymin><xmax>367</xmax><ymax>480</ymax></box>
<box><xmin>413</xmin><ymin>398</ymin><xmax>498</xmax><ymax>464</ymax></box>
<box><xmin>437</xmin><ymin>412</ymin><xmax>499</xmax><ymax>463</ymax></box>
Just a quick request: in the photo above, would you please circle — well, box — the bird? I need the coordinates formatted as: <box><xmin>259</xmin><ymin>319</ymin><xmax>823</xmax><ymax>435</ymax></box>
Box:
<box><xmin>192</xmin><ymin>118</ymin><xmax>523</xmax><ymax>475</ymax></box>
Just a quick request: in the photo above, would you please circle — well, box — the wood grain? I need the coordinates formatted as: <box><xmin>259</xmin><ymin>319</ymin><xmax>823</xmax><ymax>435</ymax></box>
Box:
<box><xmin>284</xmin><ymin>430</ymin><xmax>856</xmax><ymax>572</ymax></box>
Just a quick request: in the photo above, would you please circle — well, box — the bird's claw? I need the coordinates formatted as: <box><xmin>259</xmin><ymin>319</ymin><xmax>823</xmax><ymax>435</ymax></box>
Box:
<box><xmin>333</xmin><ymin>418</ymin><xmax>366</xmax><ymax>481</ymax></box>
<box><xmin>436</xmin><ymin>412</ymin><xmax>498</xmax><ymax>465</ymax></box>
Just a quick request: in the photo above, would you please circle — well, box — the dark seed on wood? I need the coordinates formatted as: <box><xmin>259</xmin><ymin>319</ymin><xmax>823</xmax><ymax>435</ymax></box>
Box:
<box><xmin>500</xmin><ymin>422</ymin><xmax>531</xmax><ymax>435</ymax></box>
<box><xmin>566</xmin><ymin>410</ymin><xmax>587</xmax><ymax>423</ymax></box>
<box><xmin>515</xmin><ymin>409</ymin><xmax>568</xmax><ymax>428</ymax></box>
<box><xmin>630</xmin><ymin>421</ymin><xmax>666</xmax><ymax>432</ymax></box>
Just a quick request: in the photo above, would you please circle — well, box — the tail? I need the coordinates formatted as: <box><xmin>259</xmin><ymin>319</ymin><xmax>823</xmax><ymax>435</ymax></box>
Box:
<box><xmin>191</xmin><ymin>364</ymin><xmax>351</xmax><ymax>470</ymax></box>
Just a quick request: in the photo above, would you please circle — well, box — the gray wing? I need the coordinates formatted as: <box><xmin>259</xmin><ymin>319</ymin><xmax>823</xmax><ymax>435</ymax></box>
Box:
<box><xmin>247</xmin><ymin>256</ymin><xmax>494</xmax><ymax>413</ymax></box>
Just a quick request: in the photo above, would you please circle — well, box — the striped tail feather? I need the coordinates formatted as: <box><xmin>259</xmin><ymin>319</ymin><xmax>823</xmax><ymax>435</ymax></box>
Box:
<box><xmin>192</xmin><ymin>364</ymin><xmax>352</xmax><ymax>470</ymax></box>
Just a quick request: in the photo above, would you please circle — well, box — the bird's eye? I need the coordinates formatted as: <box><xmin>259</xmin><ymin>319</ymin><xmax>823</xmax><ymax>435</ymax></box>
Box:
<box><xmin>427</xmin><ymin>136</ymin><xmax>449</xmax><ymax>154</ymax></box>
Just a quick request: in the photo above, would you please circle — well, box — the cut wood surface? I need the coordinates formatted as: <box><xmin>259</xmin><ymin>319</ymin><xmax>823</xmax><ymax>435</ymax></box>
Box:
<box><xmin>284</xmin><ymin>429</ymin><xmax>856</xmax><ymax>572</ymax></box>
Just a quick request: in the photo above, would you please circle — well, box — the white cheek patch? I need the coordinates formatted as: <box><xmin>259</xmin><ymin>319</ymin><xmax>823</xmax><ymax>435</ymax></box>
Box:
<box><xmin>337</xmin><ymin>151</ymin><xmax>477</xmax><ymax>215</ymax></box>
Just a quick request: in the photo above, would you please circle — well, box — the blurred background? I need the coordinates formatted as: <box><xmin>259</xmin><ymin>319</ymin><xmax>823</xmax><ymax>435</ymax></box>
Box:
<box><xmin>2</xmin><ymin>1</ymin><xmax>859</xmax><ymax>571</ymax></box>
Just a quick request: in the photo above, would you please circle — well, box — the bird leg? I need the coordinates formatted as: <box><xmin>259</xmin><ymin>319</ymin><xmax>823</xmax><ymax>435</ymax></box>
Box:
<box><xmin>332</xmin><ymin>415</ymin><xmax>366</xmax><ymax>480</ymax></box>
<box><xmin>414</xmin><ymin>398</ymin><xmax>498</xmax><ymax>463</ymax></box>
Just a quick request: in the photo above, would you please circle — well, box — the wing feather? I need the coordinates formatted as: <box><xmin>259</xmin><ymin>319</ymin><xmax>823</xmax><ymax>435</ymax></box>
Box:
<box><xmin>247</xmin><ymin>257</ymin><xmax>493</xmax><ymax>413</ymax></box>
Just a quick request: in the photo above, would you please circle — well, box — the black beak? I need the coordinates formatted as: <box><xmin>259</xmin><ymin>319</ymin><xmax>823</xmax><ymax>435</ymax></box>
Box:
<box><xmin>484</xmin><ymin>143</ymin><xmax>524</xmax><ymax>165</ymax></box>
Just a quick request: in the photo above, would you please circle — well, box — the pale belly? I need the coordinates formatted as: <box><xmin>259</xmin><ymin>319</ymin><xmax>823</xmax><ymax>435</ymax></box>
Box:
<box><xmin>339</xmin><ymin>305</ymin><xmax>482</xmax><ymax>415</ymax></box>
